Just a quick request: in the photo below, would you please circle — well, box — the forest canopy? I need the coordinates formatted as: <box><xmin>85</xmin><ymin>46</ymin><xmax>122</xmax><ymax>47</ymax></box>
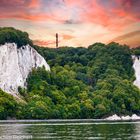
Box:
<box><xmin>0</xmin><ymin>27</ymin><xmax>32</xmax><ymax>48</ymax></box>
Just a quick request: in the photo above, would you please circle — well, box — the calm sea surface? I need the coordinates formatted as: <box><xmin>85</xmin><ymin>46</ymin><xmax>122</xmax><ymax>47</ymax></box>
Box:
<box><xmin>0</xmin><ymin>120</ymin><xmax>139</xmax><ymax>140</ymax></box>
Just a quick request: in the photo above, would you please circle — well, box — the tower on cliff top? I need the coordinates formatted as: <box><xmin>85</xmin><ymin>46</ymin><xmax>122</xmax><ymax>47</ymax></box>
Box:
<box><xmin>56</xmin><ymin>33</ymin><xmax>58</xmax><ymax>48</ymax></box>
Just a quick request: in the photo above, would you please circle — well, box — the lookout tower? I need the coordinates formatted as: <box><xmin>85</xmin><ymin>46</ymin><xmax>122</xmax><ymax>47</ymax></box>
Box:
<box><xmin>56</xmin><ymin>33</ymin><xmax>58</xmax><ymax>48</ymax></box>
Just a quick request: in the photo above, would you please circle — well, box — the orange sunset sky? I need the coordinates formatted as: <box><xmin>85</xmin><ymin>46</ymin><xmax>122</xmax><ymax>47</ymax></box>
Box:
<box><xmin>0</xmin><ymin>0</ymin><xmax>140</xmax><ymax>48</ymax></box>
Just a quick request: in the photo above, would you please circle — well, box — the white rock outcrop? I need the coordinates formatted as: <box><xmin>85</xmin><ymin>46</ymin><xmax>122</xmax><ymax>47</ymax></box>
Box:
<box><xmin>132</xmin><ymin>55</ymin><xmax>140</xmax><ymax>88</ymax></box>
<box><xmin>0</xmin><ymin>43</ymin><xmax>50</xmax><ymax>96</ymax></box>
<box><xmin>105</xmin><ymin>114</ymin><xmax>140</xmax><ymax>121</ymax></box>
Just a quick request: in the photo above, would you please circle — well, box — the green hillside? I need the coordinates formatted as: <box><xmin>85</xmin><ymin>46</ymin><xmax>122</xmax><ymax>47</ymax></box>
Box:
<box><xmin>0</xmin><ymin>28</ymin><xmax>140</xmax><ymax>119</ymax></box>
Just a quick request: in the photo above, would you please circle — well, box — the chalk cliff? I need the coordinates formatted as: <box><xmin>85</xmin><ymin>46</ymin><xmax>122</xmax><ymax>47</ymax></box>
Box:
<box><xmin>0</xmin><ymin>43</ymin><xmax>50</xmax><ymax>96</ymax></box>
<box><xmin>132</xmin><ymin>55</ymin><xmax>140</xmax><ymax>89</ymax></box>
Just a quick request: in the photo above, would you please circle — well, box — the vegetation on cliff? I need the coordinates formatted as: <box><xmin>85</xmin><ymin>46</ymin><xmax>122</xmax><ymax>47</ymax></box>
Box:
<box><xmin>0</xmin><ymin>27</ymin><xmax>32</xmax><ymax>48</ymax></box>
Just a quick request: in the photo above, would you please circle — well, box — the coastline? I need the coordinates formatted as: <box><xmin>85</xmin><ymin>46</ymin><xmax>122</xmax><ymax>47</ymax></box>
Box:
<box><xmin>0</xmin><ymin>114</ymin><xmax>140</xmax><ymax>123</ymax></box>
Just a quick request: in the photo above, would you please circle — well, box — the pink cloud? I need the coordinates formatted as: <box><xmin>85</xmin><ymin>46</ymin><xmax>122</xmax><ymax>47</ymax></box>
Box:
<box><xmin>33</xmin><ymin>39</ymin><xmax>56</xmax><ymax>47</ymax></box>
<box><xmin>62</xmin><ymin>34</ymin><xmax>75</xmax><ymax>40</ymax></box>
<box><xmin>63</xmin><ymin>0</ymin><xmax>140</xmax><ymax>30</ymax></box>
<box><xmin>0</xmin><ymin>0</ymin><xmax>67</xmax><ymax>23</ymax></box>
<box><xmin>28</xmin><ymin>0</ymin><xmax>40</xmax><ymax>9</ymax></box>
<box><xmin>0</xmin><ymin>0</ymin><xmax>140</xmax><ymax>31</ymax></box>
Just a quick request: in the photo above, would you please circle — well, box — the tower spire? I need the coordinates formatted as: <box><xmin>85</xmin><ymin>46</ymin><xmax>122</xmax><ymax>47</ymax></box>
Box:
<box><xmin>56</xmin><ymin>33</ymin><xmax>58</xmax><ymax>48</ymax></box>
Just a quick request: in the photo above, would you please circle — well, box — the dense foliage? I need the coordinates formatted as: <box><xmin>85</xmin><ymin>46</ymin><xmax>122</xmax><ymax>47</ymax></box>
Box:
<box><xmin>0</xmin><ymin>27</ymin><xmax>32</xmax><ymax>48</ymax></box>
<box><xmin>131</xmin><ymin>47</ymin><xmax>140</xmax><ymax>56</ymax></box>
<box><xmin>16</xmin><ymin>42</ymin><xmax>140</xmax><ymax>119</ymax></box>
<box><xmin>0</xmin><ymin>89</ymin><xmax>19</xmax><ymax>119</ymax></box>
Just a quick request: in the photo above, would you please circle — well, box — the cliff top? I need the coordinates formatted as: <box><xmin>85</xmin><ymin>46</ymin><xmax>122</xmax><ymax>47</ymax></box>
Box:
<box><xmin>0</xmin><ymin>27</ymin><xmax>33</xmax><ymax>48</ymax></box>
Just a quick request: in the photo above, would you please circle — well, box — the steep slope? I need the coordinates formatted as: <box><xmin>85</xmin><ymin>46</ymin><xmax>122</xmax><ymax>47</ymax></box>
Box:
<box><xmin>0</xmin><ymin>43</ymin><xmax>50</xmax><ymax>95</ymax></box>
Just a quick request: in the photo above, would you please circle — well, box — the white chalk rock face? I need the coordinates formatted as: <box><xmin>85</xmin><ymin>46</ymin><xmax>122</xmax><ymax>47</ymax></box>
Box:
<box><xmin>132</xmin><ymin>55</ymin><xmax>140</xmax><ymax>88</ymax></box>
<box><xmin>0</xmin><ymin>43</ymin><xmax>50</xmax><ymax>96</ymax></box>
<box><xmin>105</xmin><ymin>114</ymin><xmax>121</xmax><ymax>121</ymax></box>
<box><xmin>105</xmin><ymin>114</ymin><xmax>140</xmax><ymax>121</ymax></box>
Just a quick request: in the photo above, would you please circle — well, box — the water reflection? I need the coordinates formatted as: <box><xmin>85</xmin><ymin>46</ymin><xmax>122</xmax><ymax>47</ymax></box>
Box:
<box><xmin>0</xmin><ymin>121</ymin><xmax>139</xmax><ymax>140</ymax></box>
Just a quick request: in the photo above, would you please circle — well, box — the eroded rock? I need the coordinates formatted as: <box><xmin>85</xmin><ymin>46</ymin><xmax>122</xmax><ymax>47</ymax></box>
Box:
<box><xmin>0</xmin><ymin>43</ymin><xmax>50</xmax><ymax>96</ymax></box>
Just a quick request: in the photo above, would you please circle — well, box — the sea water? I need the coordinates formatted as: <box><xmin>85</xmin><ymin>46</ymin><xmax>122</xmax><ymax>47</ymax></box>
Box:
<box><xmin>0</xmin><ymin>120</ymin><xmax>139</xmax><ymax>140</ymax></box>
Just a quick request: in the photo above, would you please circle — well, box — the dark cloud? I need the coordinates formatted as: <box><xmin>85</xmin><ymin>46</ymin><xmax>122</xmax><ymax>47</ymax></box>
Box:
<box><xmin>64</xmin><ymin>19</ymin><xmax>81</xmax><ymax>24</ymax></box>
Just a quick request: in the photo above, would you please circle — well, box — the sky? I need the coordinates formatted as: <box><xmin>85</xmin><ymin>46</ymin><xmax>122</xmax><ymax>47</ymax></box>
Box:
<box><xmin>0</xmin><ymin>0</ymin><xmax>140</xmax><ymax>48</ymax></box>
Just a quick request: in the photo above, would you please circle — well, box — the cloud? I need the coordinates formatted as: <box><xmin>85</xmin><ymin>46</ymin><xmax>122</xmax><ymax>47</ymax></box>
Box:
<box><xmin>111</xmin><ymin>30</ymin><xmax>140</xmax><ymax>41</ymax></box>
<box><xmin>1</xmin><ymin>0</ymin><xmax>139</xmax><ymax>30</ymax></box>
<box><xmin>62</xmin><ymin>34</ymin><xmax>75</xmax><ymax>40</ymax></box>
<box><xmin>28</xmin><ymin>0</ymin><xmax>40</xmax><ymax>9</ymax></box>
<box><xmin>112</xmin><ymin>0</ymin><xmax>140</xmax><ymax>21</ymax></box>
<box><xmin>0</xmin><ymin>0</ymin><xmax>25</xmax><ymax>6</ymax></box>
<box><xmin>110</xmin><ymin>30</ymin><xmax>140</xmax><ymax>47</ymax></box>
<box><xmin>0</xmin><ymin>0</ymin><xmax>68</xmax><ymax>23</ymax></box>
<box><xmin>82</xmin><ymin>0</ymin><xmax>140</xmax><ymax>30</ymax></box>
<box><xmin>63</xmin><ymin>0</ymin><xmax>140</xmax><ymax>30</ymax></box>
<box><xmin>33</xmin><ymin>39</ymin><xmax>56</xmax><ymax>47</ymax></box>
